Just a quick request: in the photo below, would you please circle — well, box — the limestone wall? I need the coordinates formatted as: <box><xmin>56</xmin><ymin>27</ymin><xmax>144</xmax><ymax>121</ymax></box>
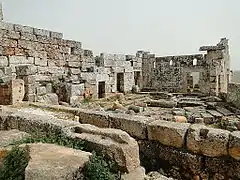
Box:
<box><xmin>142</xmin><ymin>38</ymin><xmax>231</xmax><ymax>96</ymax></box>
<box><xmin>226</xmin><ymin>83</ymin><xmax>240</xmax><ymax>108</ymax></box>
<box><xmin>0</xmin><ymin>20</ymin><xmax>96</xmax><ymax>103</ymax></box>
<box><xmin>32</xmin><ymin>104</ymin><xmax>240</xmax><ymax>179</ymax></box>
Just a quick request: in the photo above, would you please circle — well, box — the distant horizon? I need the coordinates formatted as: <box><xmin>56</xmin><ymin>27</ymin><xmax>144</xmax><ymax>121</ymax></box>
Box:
<box><xmin>1</xmin><ymin>0</ymin><xmax>239</xmax><ymax>70</ymax></box>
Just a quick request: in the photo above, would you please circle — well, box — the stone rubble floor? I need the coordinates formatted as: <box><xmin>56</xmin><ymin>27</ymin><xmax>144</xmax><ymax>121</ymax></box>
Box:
<box><xmin>72</xmin><ymin>92</ymin><xmax>240</xmax><ymax>131</ymax></box>
<box><xmin>4</xmin><ymin>92</ymin><xmax>240</xmax><ymax>132</ymax></box>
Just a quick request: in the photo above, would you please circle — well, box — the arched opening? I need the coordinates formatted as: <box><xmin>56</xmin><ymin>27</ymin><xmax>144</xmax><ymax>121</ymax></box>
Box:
<box><xmin>193</xmin><ymin>58</ymin><xmax>197</xmax><ymax>66</ymax></box>
<box><xmin>169</xmin><ymin>60</ymin><xmax>173</xmax><ymax>66</ymax></box>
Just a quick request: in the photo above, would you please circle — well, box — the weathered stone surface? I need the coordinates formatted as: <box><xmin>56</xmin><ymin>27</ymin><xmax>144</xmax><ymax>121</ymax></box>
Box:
<box><xmin>9</xmin><ymin>56</ymin><xmax>34</xmax><ymax>65</ymax></box>
<box><xmin>229</xmin><ymin>131</ymin><xmax>240</xmax><ymax>160</ymax></box>
<box><xmin>67</xmin><ymin>124</ymin><xmax>140</xmax><ymax>173</ymax></box>
<box><xmin>50</xmin><ymin>31</ymin><xmax>63</xmax><ymax>39</ymax></box>
<box><xmin>16</xmin><ymin>65</ymin><xmax>37</xmax><ymax>76</ymax></box>
<box><xmin>33</xmin><ymin>28</ymin><xmax>50</xmax><ymax>37</ymax></box>
<box><xmin>37</xmin><ymin>93</ymin><xmax>59</xmax><ymax>105</ymax></box>
<box><xmin>187</xmin><ymin>124</ymin><xmax>229</xmax><ymax>157</ymax></box>
<box><xmin>205</xmin><ymin>156</ymin><xmax>240</xmax><ymax>179</ymax></box>
<box><xmin>121</xmin><ymin>167</ymin><xmax>145</xmax><ymax>180</ymax></box>
<box><xmin>11</xmin><ymin>79</ymin><xmax>25</xmax><ymax>104</ymax></box>
<box><xmin>147</xmin><ymin>120</ymin><xmax>190</xmax><ymax>148</ymax></box>
<box><xmin>0</xmin><ymin>22</ymin><xmax>14</xmax><ymax>31</ymax></box>
<box><xmin>110</xmin><ymin>113</ymin><xmax>152</xmax><ymax>139</ymax></box>
<box><xmin>0</xmin><ymin>109</ymin><xmax>140</xmax><ymax>173</ymax></box>
<box><xmin>0</xmin><ymin>56</ymin><xmax>8</xmax><ymax>67</ymax></box>
<box><xmin>14</xmin><ymin>24</ymin><xmax>34</xmax><ymax>33</ymax></box>
<box><xmin>25</xmin><ymin>143</ymin><xmax>91</xmax><ymax>180</ymax></box>
<box><xmin>34</xmin><ymin>57</ymin><xmax>47</xmax><ymax>67</ymax></box>
<box><xmin>147</xmin><ymin>99</ymin><xmax>177</xmax><ymax>108</ymax></box>
<box><xmin>77</xmin><ymin>109</ymin><xmax>110</xmax><ymax>128</ymax></box>
<box><xmin>0</xmin><ymin>129</ymin><xmax>29</xmax><ymax>147</ymax></box>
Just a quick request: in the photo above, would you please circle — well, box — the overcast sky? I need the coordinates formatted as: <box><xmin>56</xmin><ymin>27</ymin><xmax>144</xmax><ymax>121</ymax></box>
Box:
<box><xmin>1</xmin><ymin>0</ymin><xmax>239</xmax><ymax>70</ymax></box>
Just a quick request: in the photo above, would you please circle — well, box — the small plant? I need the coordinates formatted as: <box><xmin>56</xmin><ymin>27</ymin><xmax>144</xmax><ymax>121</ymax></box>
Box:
<box><xmin>0</xmin><ymin>146</ymin><xmax>29</xmax><ymax>180</ymax></box>
<box><xmin>83</xmin><ymin>152</ymin><xmax>120</xmax><ymax>180</ymax></box>
<box><xmin>9</xmin><ymin>134</ymin><xmax>120</xmax><ymax>180</ymax></box>
<box><xmin>10</xmin><ymin>134</ymin><xmax>86</xmax><ymax>151</ymax></box>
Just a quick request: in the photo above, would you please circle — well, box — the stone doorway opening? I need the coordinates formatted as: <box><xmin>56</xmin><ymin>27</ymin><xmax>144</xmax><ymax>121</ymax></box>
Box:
<box><xmin>134</xmin><ymin>71</ymin><xmax>141</xmax><ymax>86</ymax></box>
<box><xmin>117</xmin><ymin>73</ymin><xmax>124</xmax><ymax>92</ymax></box>
<box><xmin>191</xmin><ymin>72</ymin><xmax>200</xmax><ymax>91</ymax></box>
<box><xmin>98</xmin><ymin>81</ymin><xmax>105</xmax><ymax>98</ymax></box>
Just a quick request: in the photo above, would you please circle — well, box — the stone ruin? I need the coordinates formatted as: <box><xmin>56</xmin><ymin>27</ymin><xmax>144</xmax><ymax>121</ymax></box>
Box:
<box><xmin>0</xmin><ymin>4</ymin><xmax>233</xmax><ymax>105</ymax></box>
<box><xmin>1</xmin><ymin>3</ymin><xmax>240</xmax><ymax>180</ymax></box>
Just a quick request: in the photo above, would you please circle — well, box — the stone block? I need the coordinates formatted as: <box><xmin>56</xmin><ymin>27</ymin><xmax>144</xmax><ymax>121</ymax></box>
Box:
<box><xmin>66</xmin><ymin>83</ymin><xmax>84</xmax><ymax>97</ymax></box>
<box><xmin>9</xmin><ymin>56</ymin><xmax>34</xmax><ymax>65</ymax></box>
<box><xmin>18</xmin><ymin>40</ymin><xmax>36</xmax><ymax>50</ymax></box>
<box><xmin>33</xmin><ymin>28</ymin><xmax>50</xmax><ymax>37</ymax></box>
<box><xmin>0</xmin><ymin>76</ymin><xmax>11</xmax><ymax>83</ymax></box>
<box><xmin>35</xmin><ymin>75</ymin><xmax>51</xmax><ymax>82</ymax></box>
<box><xmin>69</xmin><ymin>68</ymin><xmax>81</xmax><ymax>75</ymax></box>
<box><xmin>65</xmin><ymin>40</ymin><xmax>82</xmax><ymax>48</ymax></box>
<box><xmin>24</xmin><ymin>143</ymin><xmax>90</xmax><ymax>180</ymax></box>
<box><xmin>110</xmin><ymin>113</ymin><xmax>152</xmax><ymax>139</ymax></box>
<box><xmin>0</xmin><ymin>56</ymin><xmax>8</xmax><ymax>67</ymax></box>
<box><xmin>0</xmin><ymin>67</ymin><xmax>11</xmax><ymax>76</ymax></box>
<box><xmin>0</xmin><ymin>22</ymin><xmax>14</xmax><ymax>31</ymax></box>
<box><xmin>157</xmin><ymin>144</ymin><xmax>203</xmax><ymax>175</ymax></box>
<box><xmin>3</xmin><ymin>31</ymin><xmax>20</xmax><ymax>39</ymax></box>
<box><xmin>18</xmin><ymin>75</ymin><xmax>36</xmax><ymax>84</ymax></box>
<box><xmin>229</xmin><ymin>131</ymin><xmax>240</xmax><ymax>160</ymax></box>
<box><xmin>147</xmin><ymin>120</ymin><xmax>190</xmax><ymax>148</ymax></box>
<box><xmin>25</xmin><ymin>93</ymin><xmax>37</xmax><ymax>102</ymax></box>
<box><xmin>0</xmin><ymin>130</ymin><xmax>30</xmax><ymax>148</ymax></box>
<box><xmin>1</xmin><ymin>38</ymin><xmax>17</xmax><ymax>47</ymax></box>
<box><xmin>34</xmin><ymin>58</ymin><xmax>47</xmax><ymax>67</ymax></box>
<box><xmin>3</xmin><ymin>47</ymin><xmax>14</xmax><ymax>56</ymax></box>
<box><xmin>50</xmin><ymin>31</ymin><xmax>63</xmax><ymax>39</ymax></box>
<box><xmin>205</xmin><ymin>157</ymin><xmax>240</xmax><ymax>179</ymax></box>
<box><xmin>14</xmin><ymin>48</ymin><xmax>25</xmax><ymax>56</ymax></box>
<box><xmin>20</xmin><ymin>32</ymin><xmax>37</xmax><ymax>41</ymax></box>
<box><xmin>16</xmin><ymin>65</ymin><xmax>37</xmax><ymax>76</ymax></box>
<box><xmin>45</xmin><ymin>83</ymin><xmax>52</xmax><ymax>93</ymax></box>
<box><xmin>187</xmin><ymin>124</ymin><xmax>229</xmax><ymax>157</ymax></box>
<box><xmin>14</xmin><ymin>24</ymin><xmax>34</xmax><ymax>33</ymax></box>
<box><xmin>37</xmin><ymin>93</ymin><xmax>59</xmax><ymax>105</ymax></box>
<box><xmin>36</xmin><ymin>86</ymin><xmax>47</xmax><ymax>95</ymax></box>
<box><xmin>11</xmin><ymin>79</ymin><xmax>25</xmax><ymax>104</ymax></box>
<box><xmin>67</xmin><ymin>61</ymin><xmax>82</xmax><ymax>68</ymax></box>
<box><xmin>25</xmin><ymin>84</ymin><xmax>36</xmax><ymax>94</ymax></box>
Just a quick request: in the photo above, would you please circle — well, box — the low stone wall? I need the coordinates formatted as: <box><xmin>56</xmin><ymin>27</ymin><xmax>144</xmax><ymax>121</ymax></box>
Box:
<box><xmin>0</xmin><ymin>108</ymin><xmax>140</xmax><ymax>173</ymax></box>
<box><xmin>226</xmin><ymin>83</ymin><xmax>240</xmax><ymax>108</ymax></box>
<box><xmin>30</xmin><ymin>103</ymin><xmax>240</xmax><ymax>179</ymax></box>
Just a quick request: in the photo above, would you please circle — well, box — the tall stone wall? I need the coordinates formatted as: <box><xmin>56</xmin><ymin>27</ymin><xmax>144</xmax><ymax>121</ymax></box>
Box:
<box><xmin>0</xmin><ymin>19</ymin><xmax>95</xmax><ymax>103</ymax></box>
<box><xmin>226</xmin><ymin>83</ymin><xmax>240</xmax><ymax>108</ymax></box>
<box><xmin>142</xmin><ymin>38</ymin><xmax>231</xmax><ymax>95</ymax></box>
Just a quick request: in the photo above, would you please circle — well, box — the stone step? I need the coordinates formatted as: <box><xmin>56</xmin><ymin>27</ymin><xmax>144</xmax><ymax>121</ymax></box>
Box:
<box><xmin>216</xmin><ymin>107</ymin><xmax>234</xmax><ymax>116</ymax></box>
<box><xmin>207</xmin><ymin>110</ymin><xmax>224</xmax><ymax>118</ymax></box>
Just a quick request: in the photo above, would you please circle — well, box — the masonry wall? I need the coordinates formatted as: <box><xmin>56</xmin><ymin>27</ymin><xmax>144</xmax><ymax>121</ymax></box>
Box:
<box><xmin>0</xmin><ymin>19</ymin><xmax>101</xmax><ymax>104</ymax></box>
<box><xmin>30</xmin><ymin>104</ymin><xmax>240</xmax><ymax>179</ymax></box>
<box><xmin>142</xmin><ymin>38</ymin><xmax>231</xmax><ymax>95</ymax></box>
<box><xmin>226</xmin><ymin>83</ymin><xmax>240</xmax><ymax>108</ymax></box>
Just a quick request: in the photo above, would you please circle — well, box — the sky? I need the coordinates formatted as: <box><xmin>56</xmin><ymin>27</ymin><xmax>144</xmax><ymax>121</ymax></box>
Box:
<box><xmin>1</xmin><ymin>0</ymin><xmax>239</xmax><ymax>70</ymax></box>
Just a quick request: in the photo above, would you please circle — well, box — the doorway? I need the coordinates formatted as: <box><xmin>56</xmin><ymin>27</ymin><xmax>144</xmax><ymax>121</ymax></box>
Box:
<box><xmin>98</xmin><ymin>81</ymin><xmax>105</xmax><ymax>98</ymax></box>
<box><xmin>117</xmin><ymin>73</ymin><xmax>124</xmax><ymax>92</ymax></box>
<box><xmin>134</xmin><ymin>71</ymin><xmax>141</xmax><ymax>86</ymax></box>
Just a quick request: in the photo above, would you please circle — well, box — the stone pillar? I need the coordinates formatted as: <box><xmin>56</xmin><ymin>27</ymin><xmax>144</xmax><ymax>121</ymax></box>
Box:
<box><xmin>0</xmin><ymin>3</ymin><xmax>3</xmax><ymax>21</ymax></box>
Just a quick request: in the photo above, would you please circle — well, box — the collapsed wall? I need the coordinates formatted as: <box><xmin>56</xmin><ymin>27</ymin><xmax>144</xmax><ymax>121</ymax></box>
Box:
<box><xmin>142</xmin><ymin>38</ymin><xmax>232</xmax><ymax>96</ymax></box>
<box><xmin>30</xmin><ymin>103</ymin><xmax>240</xmax><ymax>179</ymax></box>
